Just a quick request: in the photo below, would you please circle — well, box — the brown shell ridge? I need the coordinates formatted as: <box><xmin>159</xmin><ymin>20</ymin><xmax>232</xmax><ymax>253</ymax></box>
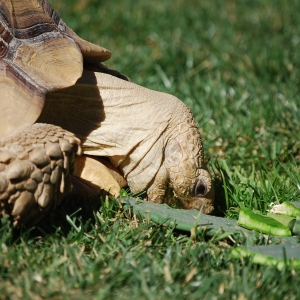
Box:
<box><xmin>1</xmin><ymin>59</ymin><xmax>46</xmax><ymax>95</ymax></box>
<box><xmin>12</xmin><ymin>22</ymin><xmax>59</xmax><ymax>40</ymax></box>
<box><xmin>0</xmin><ymin>14</ymin><xmax>13</xmax><ymax>58</ymax></box>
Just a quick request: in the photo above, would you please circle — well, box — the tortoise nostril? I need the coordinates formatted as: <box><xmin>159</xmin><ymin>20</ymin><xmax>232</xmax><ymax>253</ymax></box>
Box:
<box><xmin>194</xmin><ymin>179</ymin><xmax>207</xmax><ymax>196</ymax></box>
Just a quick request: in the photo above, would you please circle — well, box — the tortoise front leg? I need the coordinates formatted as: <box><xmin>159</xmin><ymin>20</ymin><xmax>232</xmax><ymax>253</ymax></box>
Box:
<box><xmin>0</xmin><ymin>123</ymin><xmax>80</xmax><ymax>226</ymax></box>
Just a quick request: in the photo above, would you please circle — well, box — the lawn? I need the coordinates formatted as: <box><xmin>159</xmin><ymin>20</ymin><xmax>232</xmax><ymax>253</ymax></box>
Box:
<box><xmin>1</xmin><ymin>0</ymin><xmax>300</xmax><ymax>298</ymax></box>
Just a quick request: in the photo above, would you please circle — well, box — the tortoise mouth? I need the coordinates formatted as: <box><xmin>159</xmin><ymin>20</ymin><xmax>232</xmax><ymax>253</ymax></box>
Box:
<box><xmin>179</xmin><ymin>197</ymin><xmax>214</xmax><ymax>214</ymax></box>
<box><xmin>201</xmin><ymin>203</ymin><xmax>214</xmax><ymax>214</ymax></box>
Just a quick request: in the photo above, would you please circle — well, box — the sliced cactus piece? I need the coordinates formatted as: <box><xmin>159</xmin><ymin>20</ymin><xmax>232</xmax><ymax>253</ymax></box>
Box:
<box><xmin>238</xmin><ymin>209</ymin><xmax>292</xmax><ymax>237</ymax></box>
<box><xmin>269</xmin><ymin>201</ymin><xmax>300</xmax><ymax>218</ymax></box>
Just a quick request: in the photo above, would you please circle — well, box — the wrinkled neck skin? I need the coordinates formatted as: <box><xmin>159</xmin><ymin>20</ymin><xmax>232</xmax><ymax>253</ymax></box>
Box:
<box><xmin>146</xmin><ymin>102</ymin><xmax>214</xmax><ymax>214</ymax></box>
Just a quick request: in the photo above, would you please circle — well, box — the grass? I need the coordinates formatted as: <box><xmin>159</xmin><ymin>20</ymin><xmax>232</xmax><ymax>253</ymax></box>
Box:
<box><xmin>1</xmin><ymin>0</ymin><xmax>300</xmax><ymax>298</ymax></box>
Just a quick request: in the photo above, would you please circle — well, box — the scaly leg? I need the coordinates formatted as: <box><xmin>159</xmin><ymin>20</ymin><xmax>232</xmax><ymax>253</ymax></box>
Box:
<box><xmin>0</xmin><ymin>123</ymin><xmax>81</xmax><ymax>226</ymax></box>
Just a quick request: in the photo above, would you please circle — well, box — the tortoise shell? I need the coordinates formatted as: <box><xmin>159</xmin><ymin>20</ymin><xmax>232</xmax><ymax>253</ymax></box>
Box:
<box><xmin>0</xmin><ymin>0</ymin><xmax>111</xmax><ymax>139</ymax></box>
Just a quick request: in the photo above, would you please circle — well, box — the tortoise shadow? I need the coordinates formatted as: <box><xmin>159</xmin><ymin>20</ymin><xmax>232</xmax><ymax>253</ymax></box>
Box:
<box><xmin>38</xmin><ymin>70</ymin><xmax>106</xmax><ymax>145</ymax></box>
<box><xmin>32</xmin><ymin>175</ymin><xmax>108</xmax><ymax>236</ymax></box>
<box><xmin>38</xmin><ymin>67</ymin><xmax>130</xmax><ymax>146</ymax></box>
<box><xmin>8</xmin><ymin>191</ymin><xmax>103</xmax><ymax>240</ymax></box>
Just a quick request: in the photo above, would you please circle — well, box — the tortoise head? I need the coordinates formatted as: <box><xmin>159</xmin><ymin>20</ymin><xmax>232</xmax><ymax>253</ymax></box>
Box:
<box><xmin>163</xmin><ymin>105</ymin><xmax>215</xmax><ymax>214</ymax></box>
<box><xmin>164</xmin><ymin>140</ymin><xmax>215</xmax><ymax>214</ymax></box>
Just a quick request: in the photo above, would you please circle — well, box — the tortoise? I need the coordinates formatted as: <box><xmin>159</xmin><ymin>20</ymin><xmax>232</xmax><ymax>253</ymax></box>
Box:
<box><xmin>0</xmin><ymin>0</ymin><xmax>214</xmax><ymax>227</ymax></box>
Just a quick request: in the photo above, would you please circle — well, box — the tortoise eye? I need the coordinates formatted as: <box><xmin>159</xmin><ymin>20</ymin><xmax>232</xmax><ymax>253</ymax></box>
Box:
<box><xmin>194</xmin><ymin>179</ymin><xmax>207</xmax><ymax>196</ymax></box>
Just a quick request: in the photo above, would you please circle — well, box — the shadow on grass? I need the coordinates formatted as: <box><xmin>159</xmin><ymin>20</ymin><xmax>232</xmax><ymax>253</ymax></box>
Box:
<box><xmin>2</xmin><ymin>198</ymin><xmax>100</xmax><ymax>244</ymax></box>
<box><xmin>212</xmin><ymin>176</ymin><xmax>227</xmax><ymax>217</ymax></box>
